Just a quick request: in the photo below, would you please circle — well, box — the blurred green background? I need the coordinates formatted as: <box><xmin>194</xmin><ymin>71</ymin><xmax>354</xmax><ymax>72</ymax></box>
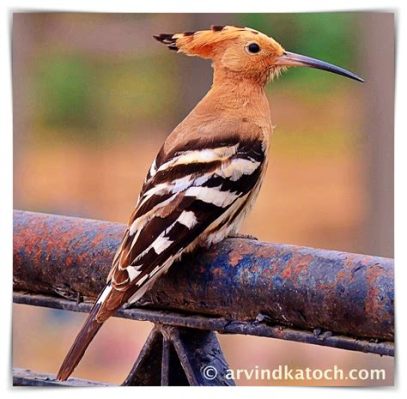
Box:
<box><xmin>12</xmin><ymin>12</ymin><xmax>394</xmax><ymax>386</ymax></box>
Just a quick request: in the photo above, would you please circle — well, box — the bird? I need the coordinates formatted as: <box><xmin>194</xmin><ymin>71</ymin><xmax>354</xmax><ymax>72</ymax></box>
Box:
<box><xmin>56</xmin><ymin>25</ymin><xmax>363</xmax><ymax>381</ymax></box>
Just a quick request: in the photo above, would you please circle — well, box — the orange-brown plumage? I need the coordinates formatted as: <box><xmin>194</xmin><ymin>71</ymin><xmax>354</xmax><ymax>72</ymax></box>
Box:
<box><xmin>57</xmin><ymin>25</ymin><xmax>363</xmax><ymax>382</ymax></box>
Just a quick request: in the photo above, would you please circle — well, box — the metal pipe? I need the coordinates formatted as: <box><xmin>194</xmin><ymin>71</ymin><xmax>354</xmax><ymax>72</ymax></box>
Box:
<box><xmin>13</xmin><ymin>210</ymin><xmax>394</xmax><ymax>341</ymax></box>
<box><xmin>13</xmin><ymin>292</ymin><xmax>394</xmax><ymax>356</ymax></box>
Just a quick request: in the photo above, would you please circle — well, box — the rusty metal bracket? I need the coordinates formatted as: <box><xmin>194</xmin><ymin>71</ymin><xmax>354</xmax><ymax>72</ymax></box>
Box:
<box><xmin>123</xmin><ymin>325</ymin><xmax>234</xmax><ymax>386</ymax></box>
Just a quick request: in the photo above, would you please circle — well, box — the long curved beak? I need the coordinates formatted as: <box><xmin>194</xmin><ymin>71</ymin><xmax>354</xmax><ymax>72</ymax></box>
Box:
<box><xmin>276</xmin><ymin>51</ymin><xmax>364</xmax><ymax>83</ymax></box>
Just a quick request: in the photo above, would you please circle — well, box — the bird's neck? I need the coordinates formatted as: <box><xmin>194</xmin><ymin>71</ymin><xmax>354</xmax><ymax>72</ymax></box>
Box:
<box><xmin>213</xmin><ymin>64</ymin><xmax>270</xmax><ymax>87</ymax></box>
<box><xmin>198</xmin><ymin>69</ymin><xmax>271</xmax><ymax>120</ymax></box>
<box><xmin>163</xmin><ymin>69</ymin><xmax>272</xmax><ymax>154</ymax></box>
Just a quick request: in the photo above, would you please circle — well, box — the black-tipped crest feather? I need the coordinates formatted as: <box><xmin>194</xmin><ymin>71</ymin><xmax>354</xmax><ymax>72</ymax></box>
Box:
<box><xmin>153</xmin><ymin>33</ymin><xmax>179</xmax><ymax>50</ymax></box>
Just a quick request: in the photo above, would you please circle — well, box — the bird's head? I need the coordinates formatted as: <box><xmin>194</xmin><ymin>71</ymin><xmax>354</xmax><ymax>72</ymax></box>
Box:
<box><xmin>154</xmin><ymin>25</ymin><xmax>363</xmax><ymax>85</ymax></box>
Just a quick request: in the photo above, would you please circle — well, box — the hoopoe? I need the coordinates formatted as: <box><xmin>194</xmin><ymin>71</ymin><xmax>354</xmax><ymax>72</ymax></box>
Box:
<box><xmin>57</xmin><ymin>25</ymin><xmax>363</xmax><ymax>381</ymax></box>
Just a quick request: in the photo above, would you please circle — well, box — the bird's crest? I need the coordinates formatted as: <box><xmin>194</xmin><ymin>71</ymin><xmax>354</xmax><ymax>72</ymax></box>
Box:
<box><xmin>154</xmin><ymin>25</ymin><xmax>275</xmax><ymax>59</ymax></box>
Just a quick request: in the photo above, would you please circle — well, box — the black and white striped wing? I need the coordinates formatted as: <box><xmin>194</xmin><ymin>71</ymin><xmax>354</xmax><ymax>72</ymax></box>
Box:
<box><xmin>109</xmin><ymin>137</ymin><xmax>266</xmax><ymax>304</ymax></box>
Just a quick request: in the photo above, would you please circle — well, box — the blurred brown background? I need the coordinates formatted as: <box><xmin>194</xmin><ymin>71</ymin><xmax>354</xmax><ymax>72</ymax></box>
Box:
<box><xmin>12</xmin><ymin>12</ymin><xmax>394</xmax><ymax>386</ymax></box>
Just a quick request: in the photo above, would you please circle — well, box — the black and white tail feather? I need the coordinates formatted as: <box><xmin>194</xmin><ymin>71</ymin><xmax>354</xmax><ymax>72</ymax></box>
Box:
<box><xmin>57</xmin><ymin>135</ymin><xmax>266</xmax><ymax>381</ymax></box>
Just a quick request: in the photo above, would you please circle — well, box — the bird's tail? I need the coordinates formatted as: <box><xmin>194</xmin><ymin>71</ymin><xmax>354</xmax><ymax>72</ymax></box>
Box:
<box><xmin>56</xmin><ymin>285</ymin><xmax>114</xmax><ymax>381</ymax></box>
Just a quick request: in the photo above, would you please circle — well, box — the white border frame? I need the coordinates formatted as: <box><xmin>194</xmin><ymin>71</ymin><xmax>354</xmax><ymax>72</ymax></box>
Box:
<box><xmin>1</xmin><ymin>1</ymin><xmax>404</xmax><ymax>398</ymax></box>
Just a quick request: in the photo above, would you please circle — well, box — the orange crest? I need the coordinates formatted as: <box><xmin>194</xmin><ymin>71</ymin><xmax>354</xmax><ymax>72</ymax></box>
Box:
<box><xmin>154</xmin><ymin>25</ymin><xmax>286</xmax><ymax>83</ymax></box>
<box><xmin>154</xmin><ymin>25</ymin><xmax>284</xmax><ymax>59</ymax></box>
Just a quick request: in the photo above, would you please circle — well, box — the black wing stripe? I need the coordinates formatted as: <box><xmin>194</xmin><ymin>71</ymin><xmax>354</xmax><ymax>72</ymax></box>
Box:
<box><xmin>133</xmin><ymin>192</ymin><xmax>174</xmax><ymax>221</ymax></box>
<box><xmin>143</xmin><ymin>160</ymin><xmax>222</xmax><ymax>192</ymax></box>
<box><xmin>202</xmin><ymin>165</ymin><xmax>263</xmax><ymax>195</ymax></box>
<box><xmin>237</xmin><ymin>140</ymin><xmax>265</xmax><ymax>163</ymax></box>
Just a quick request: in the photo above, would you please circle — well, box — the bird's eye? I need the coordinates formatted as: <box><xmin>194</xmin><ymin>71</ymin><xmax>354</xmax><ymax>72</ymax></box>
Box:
<box><xmin>246</xmin><ymin>42</ymin><xmax>261</xmax><ymax>54</ymax></box>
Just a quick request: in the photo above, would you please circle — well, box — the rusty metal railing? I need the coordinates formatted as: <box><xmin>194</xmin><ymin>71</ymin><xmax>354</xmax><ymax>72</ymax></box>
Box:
<box><xmin>13</xmin><ymin>210</ymin><xmax>394</xmax><ymax>386</ymax></box>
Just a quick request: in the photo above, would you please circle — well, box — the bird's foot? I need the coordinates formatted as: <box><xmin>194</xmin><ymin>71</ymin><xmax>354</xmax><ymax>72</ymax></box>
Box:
<box><xmin>228</xmin><ymin>232</ymin><xmax>258</xmax><ymax>241</ymax></box>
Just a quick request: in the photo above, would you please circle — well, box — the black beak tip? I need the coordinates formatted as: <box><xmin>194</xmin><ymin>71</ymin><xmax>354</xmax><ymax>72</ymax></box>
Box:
<box><xmin>324</xmin><ymin>67</ymin><xmax>365</xmax><ymax>84</ymax></box>
<box><xmin>353</xmin><ymin>74</ymin><xmax>365</xmax><ymax>83</ymax></box>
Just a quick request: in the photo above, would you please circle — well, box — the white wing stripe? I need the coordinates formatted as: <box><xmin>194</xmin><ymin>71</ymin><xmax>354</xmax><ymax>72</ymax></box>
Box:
<box><xmin>177</xmin><ymin>210</ymin><xmax>198</xmax><ymax>229</ymax></box>
<box><xmin>152</xmin><ymin>236</ymin><xmax>173</xmax><ymax>255</ymax></box>
<box><xmin>97</xmin><ymin>284</ymin><xmax>112</xmax><ymax>304</ymax></box>
<box><xmin>139</xmin><ymin>176</ymin><xmax>192</xmax><ymax>208</ymax></box>
<box><xmin>220</xmin><ymin>158</ymin><xmax>261</xmax><ymax>181</ymax></box>
<box><xmin>185</xmin><ymin>185</ymin><xmax>239</xmax><ymax>207</ymax></box>
<box><xmin>158</xmin><ymin>145</ymin><xmax>238</xmax><ymax>172</ymax></box>
<box><xmin>127</xmin><ymin>267</ymin><xmax>142</xmax><ymax>281</ymax></box>
<box><xmin>149</xmin><ymin>158</ymin><xmax>157</xmax><ymax>177</ymax></box>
